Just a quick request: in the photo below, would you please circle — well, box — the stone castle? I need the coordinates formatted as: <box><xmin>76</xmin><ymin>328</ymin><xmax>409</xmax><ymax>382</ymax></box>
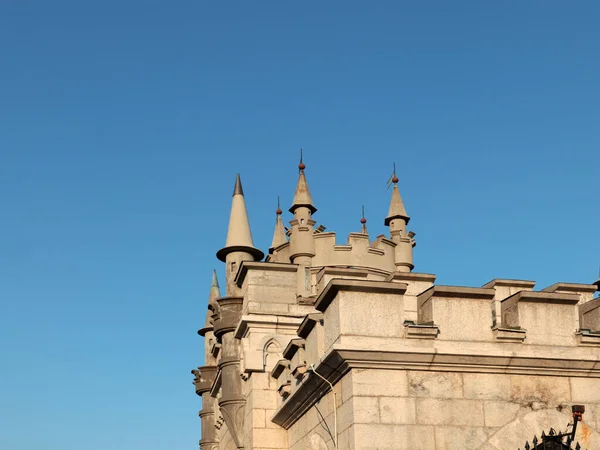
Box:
<box><xmin>191</xmin><ymin>159</ymin><xmax>600</xmax><ymax>450</ymax></box>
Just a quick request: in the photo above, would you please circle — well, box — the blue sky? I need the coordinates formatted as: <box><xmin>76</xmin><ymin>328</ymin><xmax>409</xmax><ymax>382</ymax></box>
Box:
<box><xmin>1</xmin><ymin>1</ymin><xmax>599</xmax><ymax>449</ymax></box>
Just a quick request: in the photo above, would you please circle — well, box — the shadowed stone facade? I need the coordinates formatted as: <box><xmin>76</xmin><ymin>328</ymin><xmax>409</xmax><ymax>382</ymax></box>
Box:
<box><xmin>192</xmin><ymin>160</ymin><xmax>600</xmax><ymax>449</ymax></box>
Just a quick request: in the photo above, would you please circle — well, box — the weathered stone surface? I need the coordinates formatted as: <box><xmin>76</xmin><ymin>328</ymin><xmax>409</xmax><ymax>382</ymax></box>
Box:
<box><xmin>408</xmin><ymin>371</ymin><xmax>463</xmax><ymax>399</ymax></box>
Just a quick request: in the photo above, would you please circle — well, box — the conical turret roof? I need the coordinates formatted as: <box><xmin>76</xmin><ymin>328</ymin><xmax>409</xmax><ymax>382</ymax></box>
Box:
<box><xmin>385</xmin><ymin>175</ymin><xmax>410</xmax><ymax>226</ymax></box>
<box><xmin>269</xmin><ymin>199</ymin><xmax>288</xmax><ymax>253</ymax></box>
<box><xmin>289</xmin><ymin>154</ymin><xmax>317</xmax><ymax>214</ymax></box>
<box><xmin>198</xmin><ymin>270</ymin><xmax>221</xmax><ymax>336</ymax></box>
<box><xmin>216</xmin><ymin>174</ymin><xmax>264</xmax><ymax>262</ymax></box>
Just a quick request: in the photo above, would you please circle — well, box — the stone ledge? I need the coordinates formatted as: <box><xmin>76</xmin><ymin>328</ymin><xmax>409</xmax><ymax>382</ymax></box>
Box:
<box><xmin>404</xmin><ymin>321</ymin><xmax>439</xmax><ymax>339</ymax></box>
<box><xmin>577</xmin><ymin>330</ymin><xmax>600</xmax><ymax>346</ymax></box>
<box><xmin>386</xmin><ymin>272</ymin><xmax>437</xmax><ymax>284</ymax></box>
<box><xmin>418</xmin><ymin>285</ymin><xmax>496</xmax><ymax>303</ymax></box>
<box><xmin>234</xmin><ymin>314</ymin><xmax>304</xmax><ymax>339</ymax></box>
<box><xmin>282</xmin><ymin>338</ymin><xmax>305</xmax><ymax>360</ymax></box>
<box><xmin>314</xmin><ymin>279</ymin><xmax>408</xmax><ymax>312</ymax></box>
<box><xmin>272</xmin><ymin>344</ymin><xmax>600</xmax><ymax>429</ymax></box>
<box><xmin>542</xmin><ymin>282</ymin><xmax>598</xmax><ymax>294</ymax></box>
<box><xmin>482</xmin><ymin>279</ymin><xmax>536</xmax><ymax>289</ymax></box>
<box><xmin>235</xmin><ymin>260</ymin><xmax>298</xmax><ymax>287</ymax></box>
<box><xmin>493</xmin><ymin>326</ymin><xmax>527</xmax><ymax>343</ymax></box>
<box><xmin>297</xmin><ymin>313</ymin><xmax>323</xmax><ymax>339</ymax></box>
<box><xmin>271</xmin><ymin>359</ymin><xmax>290</xmax><ymax>379</ymax></box>
<box><xmin>502</xmin><ymin>290</ymin><xmax>580</xmax><ymax>307</ymax></box>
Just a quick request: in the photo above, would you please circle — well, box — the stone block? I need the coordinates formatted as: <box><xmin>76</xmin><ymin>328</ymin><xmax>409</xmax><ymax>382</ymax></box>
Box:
<box><xmin>570</xmin><ymin>378</ymin><xmax>600</xmax><ymax>403</ymax></box>
<box><xmin>483</xmin><ymin>400</ymin><xmax>521</xmax><ymax>427</ymax></box>
<box><xmin>416</xmin><ymin>398</ymin><xmax>484</xmax><ymax>426</ymax></box>
<box><xmin>433</xmin><ymin>426</ymin><xmax>489</xmax><ymax>450</ymax></box>
<box><xmin>353</xmin><ymin>369</ymin><xmax>408</xmax><ymax>397</ymax></box>
<box><xmin>509</xmin><ymin>375</ymin><xmax>571</xmax><ymax>404</ymax></box>
<box><xmin>252</xmin><ymin>408</ymin><xmax>266</xmax><ymax>428</ymax></box>
<box><xmin>463</xmin><ymin>373</ymin><xmax>511</xmax><ymax>400</ymax></box>
<box><xmin>352</xmin><ymin>424</ymin><xmax>435</xmax><ymax>450</ymax></box>
<box><xmin>379</xmin><ymin>397</ymin><xmax>416</xmax><ymax>424</ymax></box>
<box><xmin>408</xmin><ymin>371</ymin><xmax>463</xmax><ymax>398</ymax></box>
<box><xmin>352</xmin><ymin>396</ymin><xmax>380</xmax><ymax>424</ymax></box>
<box><xmin>252</xmin><ymin>428</ymin><xmax>288</xmax><ymax>448</ymax></box>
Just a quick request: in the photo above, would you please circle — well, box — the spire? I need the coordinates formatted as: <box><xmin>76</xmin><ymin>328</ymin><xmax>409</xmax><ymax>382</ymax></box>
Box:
<box><xmin>289</xmin><ymin>149</ymin><xmax>317</xmax><ymax>214</ymax></box>
<box><xmin>360</xmin><ymin>205</ymin><xmax>368</xmax><ymax>234</ymax></box>
<box><xmin>385</xmin><ymin>164</ymin><xmax>410</xmax><ymax>226</ymax></box>
<box><xmin>269</xmin><ymin>197</ymin><xmax>287</xmax><ymax>253</ymax></box>
<box><xmin>198</xmin><ymin>270</ymin><xmax>221</xmax><ymax>337</ymax></box>
<box><xmin>216</xmin><ymin>174</ymin><xmax>264</xmax><ymax>262</ymax></box>
<box><xmin>209</xmin><ymin>269</ymin><xmax>220</xmax><ymax>306</ymax></box>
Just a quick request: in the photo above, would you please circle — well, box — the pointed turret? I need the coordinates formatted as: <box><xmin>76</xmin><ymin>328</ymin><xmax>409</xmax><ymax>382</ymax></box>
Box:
<box><xmin>385</xmin><ymin>166</ymin><xmax>416</xmax><ymax>272</ymax></box>
<box><xmin>209</xmin><ymin>269</ymin><xmax>220</xmax><ymax>306</ymax></box>
<box><xmin>385</xmin><ymin>173</ymin><xmax>410</xmax><ymax>226</ymax></box>
<box><xmin>198</xmin><ymin>270</ymin><xmax>221</xmax><ymax>337</ymax></box>
<box><xmin>289</xmin><ymin>151</ymin><xmax>317</xmax><ymax>214</ymax></box>
<box><xmin>269</xmin><ymin>197</ymin><xmax>287</xmax><ymax>254</ymax></box>
<box><xmin>217</xmin><ymin>174</ymin><xmax>264</xmax><ymax>295</ymax></box>
<box><xmin>288</xmin><ymin>151</ymin><xmax>316</xmax><ymax>296</ymax></box>
<box><xmin>216</xmin><ymin>174</ymin><xmax>264</xmax><ymax>262</ymax></box>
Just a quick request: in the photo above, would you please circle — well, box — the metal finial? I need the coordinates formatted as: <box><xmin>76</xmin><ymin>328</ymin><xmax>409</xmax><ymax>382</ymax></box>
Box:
<box><xmin>276</xmin><ymin>196</ymin><xmax>282</xmax><ymax>215</ymax></box>
<box><xmin>233</xmin><ymin>173</ymin><xmax>244</xmax><ymax>196</ymax></box>
<box><xmin>298</xmin><ymin>148</ymin><xmax>305</xmax><ymax>171</ymax></box>
<box><xmin>392</xmin><ymin>162</ymin><xmax>399</xmax><ymax>184</ymax></box>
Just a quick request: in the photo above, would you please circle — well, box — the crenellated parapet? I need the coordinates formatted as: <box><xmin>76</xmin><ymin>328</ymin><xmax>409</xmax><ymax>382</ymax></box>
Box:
<box><xmin>194</xmin><ymin>160</ymin><xmax>600</xmax><ymax>449</ymax></box>
<box><xmin>271</xmin><ymin>277</ymin><xmax>600</xmax><ymax>430</ymax></box>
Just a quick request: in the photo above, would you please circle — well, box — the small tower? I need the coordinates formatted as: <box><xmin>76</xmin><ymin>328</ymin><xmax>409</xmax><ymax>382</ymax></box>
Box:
<box><xmin>216</xmin><ymin>174</ymin><xmax>264</xmax><ymax>295</ymax></box>
<box><xmin>198</xmin><ymin>270</ymin><xmax>221</xmax><ymax>365</ymax></box>
<box><xmin>269</xmin><ymin>197</ymin><xmax>287</xmax><ymax>254</ymax></box>
<box><xmin>385</xmin><ymin>166</ymin><xmax>416</xmax><ymax>272</ymax></box>
<box><xmin>289</xmin><ymin>152</ymin><xmax>316</xmax><ymax>296</ymax></box>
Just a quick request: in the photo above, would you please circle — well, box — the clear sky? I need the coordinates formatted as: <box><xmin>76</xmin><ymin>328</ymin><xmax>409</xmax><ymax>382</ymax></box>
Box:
<box><xmin>1</xmin><ymin>1</ymin><xmax>599</xmax><ymax>449</ymax></box>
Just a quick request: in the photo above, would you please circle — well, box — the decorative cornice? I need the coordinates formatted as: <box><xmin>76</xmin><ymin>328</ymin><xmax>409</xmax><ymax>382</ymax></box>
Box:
<box><xmin>404</xmin><ymin>321</ymin><xmax>439</xmax><ymax>339</ymax></box>
<box><xmin>493</xmin><ymin>326</ymin><xmax>527</xmax><ymax>343</ymax></box>
<box><xmin>482</xmin><ymin>279</ymin><xmax>536</xmax><ymax>289</ymax></box>
<box><xmin>386</xmin><ymin>271</ymin><xmax>437</xmax><ymax>284</ymax></box>
<box><xmin>542</xmin><ymin>282</ymin><xmax>598</xmax><ymax>294</ymax></box>
<box><xmin>577</xmin><ymin>330</ymin><xmax>600</xmax><ymax>346</ymax></box>
<box><xmin>314</xmin><ymin>279</ymin><xmax>408</xmax><ymax>313</ymax></box>
<box><xmin>418</xmin><ymin>285</ymin><xmax>495</xmax><ymax>303</ymax></box>
<box><xmin>272</xmin><ymin>345</ymin><xmax>600</xmax><ymax>429</ymax></box>
<box><xmin>234</xmin><ymin>314</ymin><xmax>304</xmax><ymax>339</ymax></box>
<box><xmin>502</xmin><ymin>290</ymin><xmax>580</xmax><ymax>307</ymax></box>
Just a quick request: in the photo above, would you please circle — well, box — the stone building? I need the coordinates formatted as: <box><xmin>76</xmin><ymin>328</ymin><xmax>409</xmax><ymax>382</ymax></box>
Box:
<box><xmin>191</xmin><ymin>160</ymin><xmax>600</xmax><ymax>450</ymax></box>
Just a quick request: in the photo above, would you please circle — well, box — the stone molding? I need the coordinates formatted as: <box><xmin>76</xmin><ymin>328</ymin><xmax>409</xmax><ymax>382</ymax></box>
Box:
<box><xmin>482</xmin><ymin>278</ymin><xmax>536</xmax><ymax>289</ymax></box>
<box><xmin>297</xmin><ymin>313</ymin><xmax>323</xmax><ymax>339</ymax></box>
<box><xmin>492</xmin><ymin>326</ymin><xmax>527</xmax><ymax>342</ymax></box>
<box><xmin>314</xmin><ymin>279</ymin><xmax>408</xmax><ymax>313</ymax></box>
<box><xmin>234</xmin><ymin>314</ymin><xmax>304</xmax><ymax>339</ymax></box>
<box><xmin>418</xmin><ymin>285</ymin><xmax>496</xmax><ymax>302</ymax></box>
<box><xmin>404</xmin><ymin>321</ymin><xmax>439</xmax><ymax>339</ymax></box>
<box><xmin>385</xmin><ymin>271</ymin><xmax>437</xmax><ymax>284</ymax></box>
<box><xmin>542</xmin><ymin>282</ymin><xmax>598</xmax><ymax>294</ymax></box>
<box><xmin>234</xmin><ymin>261</ymin><xmax>298</xmax><ymax>287</ymax></box>
<box><xmin>272</xmin><ymin>343</ymin><xmax>600</xmax><ymax>429</ymax></box>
